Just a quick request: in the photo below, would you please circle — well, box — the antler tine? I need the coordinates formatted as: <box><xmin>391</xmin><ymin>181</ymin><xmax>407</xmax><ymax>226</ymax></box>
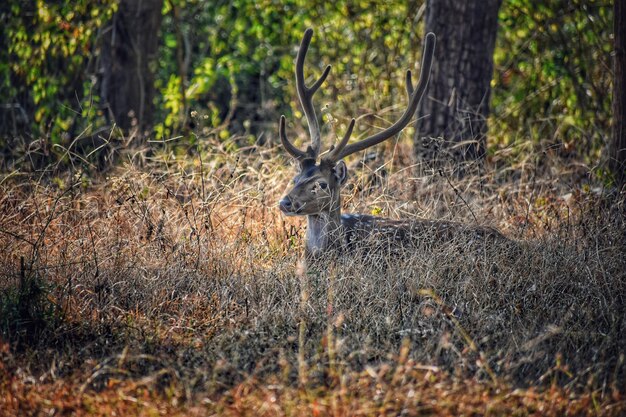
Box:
<box><xmin>325</xmin><ymin>118</ymin><xmax>356</xmax><ymax>161</ymax></box>
<box><xmin>279</xmin><ymin>115</ymin><xmax>308</xmax><ymax>160</ymax></box>
<box><xmin>297</xmin><ymin>28</ymin><xmax>331</xmax><ymax>158</ymax></box>
<box><xmin>405</xmin><ymin>69</ymin><xmax>414</xmax><ymax>97</ymax></box>
<box><xmin>330</xmin><ymin>32</ymin><xmax>436</xmax><ymax>162</ymax></box>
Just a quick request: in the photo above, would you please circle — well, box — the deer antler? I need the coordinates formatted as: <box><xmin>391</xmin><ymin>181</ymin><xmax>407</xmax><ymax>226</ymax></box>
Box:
<box><xmin>325</xmin><ymin>32</ymin><xmax>436</xmax><ymax>163</ymax></box>
<box><xmin>278</xmin><ymin>28</ymin><xmax>332</xmax><ymax>161</ymax></box>
<box><xmin>297</xmin><ymin>29</ymin><xmax>331</xmax><ymax>158</ymax></box>
<box><xmin>279</xmin><ymin>30</ymin><xmax>436</xmax><ymax>164</ymax></box>
<box><xmin>279</xmin><ymin>115</ymin><xmax>309</xmax><ymax>160</ymax></box>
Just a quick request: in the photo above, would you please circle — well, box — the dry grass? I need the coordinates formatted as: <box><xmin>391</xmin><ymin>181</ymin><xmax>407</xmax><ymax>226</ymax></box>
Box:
<box><xmin>1</xmin><ymin>137</ymin><xmax>625</xmax><ymax>415</ymax></box>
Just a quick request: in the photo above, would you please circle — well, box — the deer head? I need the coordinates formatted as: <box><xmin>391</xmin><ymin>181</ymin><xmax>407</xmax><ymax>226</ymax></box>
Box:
<box><xmin>278</xmin><ymin>28</ymin><xmax>436</xmax><ymax>219</ymax></box>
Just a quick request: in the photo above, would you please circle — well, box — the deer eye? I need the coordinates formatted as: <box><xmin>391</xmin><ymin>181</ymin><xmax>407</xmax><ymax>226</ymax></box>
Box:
<box><xmin>319</xmin><ymin>182</ymin><xmax>328</xmax><ymax>189</ymax></box>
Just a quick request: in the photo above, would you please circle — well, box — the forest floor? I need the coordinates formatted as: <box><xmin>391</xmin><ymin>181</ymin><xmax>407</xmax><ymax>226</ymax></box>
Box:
<box><xmin>1</xmin><ymin>140</ymin><xmax>625</xmax><ymax>416</ymax></box>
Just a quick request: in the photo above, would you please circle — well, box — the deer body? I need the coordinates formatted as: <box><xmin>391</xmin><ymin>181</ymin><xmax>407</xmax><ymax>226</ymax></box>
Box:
<box><xmin>278</xmin><ymin>29</ymin><xmax>506</xmax><ymax>259</ymax></box>
<box><xmin>304</xmin><ymin>213</ymin><xmax>504</xmax><ymax>258</ymax></box>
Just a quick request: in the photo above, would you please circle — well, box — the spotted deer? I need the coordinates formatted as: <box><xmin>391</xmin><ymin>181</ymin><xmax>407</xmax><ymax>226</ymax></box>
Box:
<box><xmin>278</xmin><ymin>29</ymin><xmax>506</xmax><ymax>258</ymax></box>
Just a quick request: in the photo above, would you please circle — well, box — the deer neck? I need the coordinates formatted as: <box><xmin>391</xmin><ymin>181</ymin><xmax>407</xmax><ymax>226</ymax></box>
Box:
<box><xmin>305</xmin><ymin>205</ymin><xmax>342</xmax><ymax>257</ymax></box>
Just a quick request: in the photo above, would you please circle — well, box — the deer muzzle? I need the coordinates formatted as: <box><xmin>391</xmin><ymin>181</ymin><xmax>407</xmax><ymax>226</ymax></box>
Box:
<box><xmin>278</xmin><ymin>196</ymin><xmax>300</xmax><ymax>215</ymax></box>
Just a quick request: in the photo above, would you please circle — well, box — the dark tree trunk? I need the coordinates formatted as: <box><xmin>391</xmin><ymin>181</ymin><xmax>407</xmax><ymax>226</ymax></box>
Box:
<box><xmin>99</xmin><ymin>0</ymin><xmax>163</xmax><ymax>134</ymax></box>
<box><xmin>414</xmin><ymin>0</ymin><xmax>502</xmax><ymax>163</ymax></box>
<box><xmin>609</xmin><ymin>0</ymin><xmax>626</xmax><ymax>186</ymax></box>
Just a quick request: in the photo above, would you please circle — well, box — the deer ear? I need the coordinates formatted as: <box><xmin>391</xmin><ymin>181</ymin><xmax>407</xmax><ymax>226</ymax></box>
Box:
<box><xmin>334</xmin><ymin>160</ymin><xmax>348</xmax><ymax>186</ymax></box>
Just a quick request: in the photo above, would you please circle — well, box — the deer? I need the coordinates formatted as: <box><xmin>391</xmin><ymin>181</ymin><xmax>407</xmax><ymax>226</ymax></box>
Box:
<box><xmin>278</xmin><ymin>29</ymin><xmax>506</xmax><ymax>259</ymax></box>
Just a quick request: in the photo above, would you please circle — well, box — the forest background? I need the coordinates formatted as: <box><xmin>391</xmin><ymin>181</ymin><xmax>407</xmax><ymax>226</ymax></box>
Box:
<box><xmin>0</xmin><ymin>0</ymin><xmax>617</xmax><ymax>174</ymax></box>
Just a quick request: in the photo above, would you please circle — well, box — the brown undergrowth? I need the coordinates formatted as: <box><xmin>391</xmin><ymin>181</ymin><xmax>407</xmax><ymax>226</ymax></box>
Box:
<box><xmin>1</xmin><ymin>139</ymin><xmax>625</xmax><ymax>415</ymax></box>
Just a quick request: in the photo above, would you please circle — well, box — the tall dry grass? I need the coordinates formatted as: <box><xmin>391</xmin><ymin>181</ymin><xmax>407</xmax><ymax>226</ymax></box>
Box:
<box><xmin>1</xmin><ymin>135</ymin><xmax>624</xmax><ymax>410</ymax></box>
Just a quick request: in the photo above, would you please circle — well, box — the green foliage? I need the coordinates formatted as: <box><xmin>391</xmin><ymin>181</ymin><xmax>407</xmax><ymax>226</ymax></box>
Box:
<box><xmin>156</xmin><ymin>0</ymin><xmax>424</xmax><ymax>144</ymax></box>
<box><xmin>0</xmin><ymin>0</ymin><xmax>115</xmax><ymax>154</ymax></box>
<box><xmin>492</xmin><ymin>0</ymin><xmax>612</xmax><ymax>160</ymax></box>
<box><xmin>0</xmin><ymin>0</ymin><xmax>615</xmax><ymax>168</ymax></box>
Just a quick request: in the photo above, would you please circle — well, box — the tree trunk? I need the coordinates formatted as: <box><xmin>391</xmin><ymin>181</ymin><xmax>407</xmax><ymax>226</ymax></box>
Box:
<box><xmin>609</xmin><ymin>0</ymin><xmax>626</xmax><ymax>186</ymax></box>
<box><xmin>414</xmin><ymin>0</ymin><xmax>502</xmax><ymax>163</ymax></box>
<box><xmin>99</xmin><ymin>0</ymin><xmax>163</xmax><ymax>134</ymax></box>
